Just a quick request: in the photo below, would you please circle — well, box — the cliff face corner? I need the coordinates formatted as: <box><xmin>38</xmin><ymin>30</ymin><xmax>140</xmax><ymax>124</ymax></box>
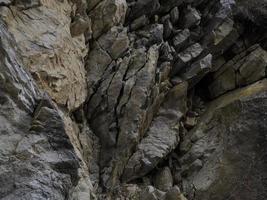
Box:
<box><xmin>0</xmin><ymin>0</ymin><xmax>266</xmax><ymax>200</ymax></box>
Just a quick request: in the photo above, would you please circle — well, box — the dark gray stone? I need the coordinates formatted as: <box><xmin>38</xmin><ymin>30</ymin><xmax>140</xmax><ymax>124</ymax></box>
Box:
<box><xmin>122</xmin><ymin>82</ymin><xmax>188</xmax><ymax>182</ymax></box>
<box><xmin>180</xmin><ymin>80</ymin><xmax>267</xmax><ymax>200</ymax></box>
<box><xmin>182</xmin><ymin>7</ymin><xmax>201</xmax><ymax>29</ymax></box>
<box><xmin>170</xmin><ymin>7</ymin><xmax>179</xmax><ymax>25</ymax></box>
<box><xmin>172</xmin><ymin>29</ymin><xmax>190</xmax><ymax>52</ymax></box>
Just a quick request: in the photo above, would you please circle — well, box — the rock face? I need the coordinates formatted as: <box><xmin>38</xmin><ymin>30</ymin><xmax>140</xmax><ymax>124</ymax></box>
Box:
<box><xmin>122</xmin><ymin>82</ymin><xmax>188</xmax><ymax>182</ymax></box>
<box><xmin>180</xmin><ymin>80</ymin><xmax>267</xmax><ymax>200</ymax></box>
<box><xmin>0</xmin><ymin>19</ymin><xmax>92</xmax><ymax>200</ymax></box>
<box><xmin>0</xmin><ymin>0</ymin><xmax>267</xmax><ymax>199</ymax></box>
<box><xmin>209</xmin><ymin>45</ymin><xmax>267</xmax><ymax>97</ymax></box>
<box><xmin>0</xmin><ymin>0</ymin><xmax>88</xmax><ymax>111</ymax></box>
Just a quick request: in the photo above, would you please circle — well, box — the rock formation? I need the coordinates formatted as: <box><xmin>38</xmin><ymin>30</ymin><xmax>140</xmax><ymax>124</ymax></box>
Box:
<box><xmin>0</xmin><ymin>0</ymin><xmax>266</xmax><ymax>199</ymax></box>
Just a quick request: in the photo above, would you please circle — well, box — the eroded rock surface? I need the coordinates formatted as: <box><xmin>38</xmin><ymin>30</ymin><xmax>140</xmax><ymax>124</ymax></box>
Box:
<box><xmin>0</xmin><ymin>0</ymin><xmax>267</xmax><ymax>199</ymax></box>
<box><xmin>0</xmin><ymin>20</ymin><xmax>92</xmax><ymax>200</ymax></box>
<box><xmin>0</xmin><ymin>0</ymin><xmax>88</xmax><ymax>111</ymax></box>
<box><xmin>180</xmin><ymin>80</ymin><xmax>267</xmax><ymax>200</ymax></box>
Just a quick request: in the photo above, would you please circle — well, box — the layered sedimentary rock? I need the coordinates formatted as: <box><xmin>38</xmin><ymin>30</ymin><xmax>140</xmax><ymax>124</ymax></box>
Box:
<box><xmin>0</xmin><ymin>0</ymin><xmax>267</xmax><ymax>199</ymax></box>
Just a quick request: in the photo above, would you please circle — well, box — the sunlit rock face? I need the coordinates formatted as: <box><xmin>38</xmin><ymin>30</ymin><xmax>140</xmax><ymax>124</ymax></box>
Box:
<box><xmin>0</xmin><ymin>0</ymin><xmax>88</xmax><ymax>111</ymax></box>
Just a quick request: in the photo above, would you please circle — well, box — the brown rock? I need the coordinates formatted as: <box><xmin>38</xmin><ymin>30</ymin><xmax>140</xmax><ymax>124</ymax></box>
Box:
<box><xmin>0</xmin><ymin>1</ymin><xmax>88</xmax><ymax>111</ymax></box>
<box><xmin>90</xmin><ymin>0</ymin><xmax>127</xmax><ymax>39</ymax></box>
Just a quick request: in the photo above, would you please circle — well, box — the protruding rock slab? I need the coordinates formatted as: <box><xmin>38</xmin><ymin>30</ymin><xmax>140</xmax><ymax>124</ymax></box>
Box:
<box><xmin>209</xmin><ymin>45</ymin><xmax>267</xmax><ymax>98</ymax></box>
<box><xmin>123</xmin><ymin>82</ymin><xmax>188</xmax><ymax>182</ymax></box>
<box><xmin>90</xmin><ymin>0</ymin><xmax>127</xmax><ymax>39</ymax></box>
<box><xmin>180</xmin><ymin>79</ymin><xmax>267</xmax><ymax>200</ymax></box>
<box><xmin>153</xmin><ymin>167</ymin><xmax>173</xmax><ymax>192</ymax></box>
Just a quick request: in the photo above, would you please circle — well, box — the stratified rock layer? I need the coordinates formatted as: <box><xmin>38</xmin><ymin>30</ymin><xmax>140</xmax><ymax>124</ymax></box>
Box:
<box><xmin>0</xmin><ymin>0</ymin><xmax>267</xmax><ymax>199</ymax></box>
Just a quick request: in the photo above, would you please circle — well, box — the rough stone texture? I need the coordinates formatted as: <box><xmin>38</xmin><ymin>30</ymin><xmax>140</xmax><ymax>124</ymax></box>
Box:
<box><xmin>122</xmin><ymin>82</ymin><xmax>188</xmax><ymax>182</ymax></box>
<box><xmin>180</xmin><ymin>80</ymin><xmax>267</xmax><ymax>200</ymax></box>
<box><xmin>87</xmin><ymin>44</ymin><xmax>167</xmax><ymax>188</ymax></box>
<box><xmin>209</xmin><ymin>45</ymin><xmax>267</xmax><ymax>98</ymax></box>
<box><xmin>181</xmin><ymin>6</ymin><xmax>201</xmax><ymax>28</ymax></box>
<box><xmin>181</xmin><ymin>54</ymin><xmax>213</xmax><ymax>87</ymax></box>
<box><xmin>0</xmin><ymin>20</ymin><xmax>92</xmax><ymax>200</ymax></box>
<box><xmin>0</xmin><ymin>0</ymin><xmax>88</xmax><ymax>111</ymax></box>
<box><xmin>153</xmin><ymin>167</ymin><xmax>173</xmax><ymax>192</ymax></box>
<box><xmin>1</xmin><ymin>0</ymin><xmax>267</xmax><ymax>199</ymax></box>
<box><xmin>126</xmin><ymin>0</ymin><xmax>160</xmax><ymax>22</ymax></box>
<box><xmin>164</xmin><ymin>186</ymin><xmax>188</xmax><ymax>200</ymax></box>
<box><xmin>173</xmin><ymin>43</ymin><xmax>203</xmax><ymax>75</ymax></box>
<box><xmin>89</xmin><ymin>0</ymin><xmax>127</xmax><ymax>39</ymax></box>
<box><xmin>0</xmin><ymin>20</ymin><xmax>39</xmax><ymax>113</ymax></box>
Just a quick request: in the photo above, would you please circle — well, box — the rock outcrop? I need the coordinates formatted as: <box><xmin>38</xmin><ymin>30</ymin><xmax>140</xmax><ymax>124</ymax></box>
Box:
<box><xmin>0</xmin><ymin>0</ymin><xmax>88</xmax><ymax>111</ymax></box>
<box><xmin>180</xmin><ymin>80</ymin><xmax>267</xmax><ymax>200</ymax></box>
<box><xmin>0</xmin><ymin>0</ymin><xmax>266</xmax><ymax>199</ymax></box>
<box><xmin>0</xmin><ymin>19</ymin><xmax>92</xmax><ymax>200</ymax></box>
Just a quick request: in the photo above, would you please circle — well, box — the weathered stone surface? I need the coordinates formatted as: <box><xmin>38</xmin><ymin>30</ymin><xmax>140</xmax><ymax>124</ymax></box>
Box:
<box><xmin>122</xmin><ymin>82</ymin><xmax>188</xmax><ymax>182</ymax></box>
<box><xmin>180</xmin><ymin>79</ymin><xmax>267</xmax><ymax>200</ymax></box>
<box><xmin>140</xmin><ymin>186</ymin><xmax>163</xmax><ymax>200</ymax></box>
<box><xmin>173</xmin><ymin>43</ymin><xmax>203</xmax><ymax>75</ymax></box>
<box><xmin>170</xmin><ymin>7</ymin><xmax>179</xmax><ymax>25</ymax></box>
<box><xmin>164</xmin><ymin>186</ymin><xmax>187</xmax><ymax>200</ymax></box>
<box><xmin>70</xmin><ymin>15</ymin><xmax>91</xmax><ymax>37</ymax></box>
<box><xmin>90</xmin><ymin>0</ymin><xmax>127</xmax><ymax>39</ymax></box>
<box><xmin>0</xmin><ymin>0</ymin><xmax>88</xmax><ymax>111</ymax></box>
<box><xmin>135</xmin><ymin>24</ymin><xmax>164</xmax><ymax>47</ymax></box>
<box><xmin>1</xmin><ymin>0</ymin><xmax>267</xmax><ymax>199</ymax></box>
<box><xmin>160</xmin><ymin>42</ymin><xmax>175</xmax><ymax>62</ymax></box>
<box><xmin>87</xmin><ymin>0</ymin><xmax>102</xmax><ymax>11</ymax></box>
<box><xmin>0</xmin><ymin>0</ymin><xmax>12</xmax><ymax>6</ymax></box>
<box><xmin>181</xmin><ymin>6</ymin><xmax>201</xmax><ymax>28</ymax></box>
<box><xmin>172</xmin><ymin>29</ymin><xmax>190</xmax><ymax>52</ymax></box>
<box><xmin>181</xmin><ymin>54</ymin><xmax>213</xmax><ymax>87</ymax></box>
<box><xmin>209</xmin><ymin>45</ymin><xmax>267</xmax><ymax>98</ymax></box>
<box><xmin>15</xmin><ymin>0</ymin><xmax>41</xmax><ymax>10</ymax></box>
<box><xmin>127</xmin><ymin>0</ymin><xmax>160</xmax><ymax>22</ymax></box>
<box><xmin>130</xmin><ymin>15</ymin><xmax>150</xmax><ymax>31</ymax></box>
<box><xmin>153</xmin><ymin>167</ymin><xmax>173</xmax><ymax>191</ymax></box>
<box><xmin>213</xmin><ymin>18</ymin><xmax>234</xmax><ymax>45</ymax></box>
<box><xmin>163</xmin><ymin>18</ymin><xmax>174</xmax><ymax>39</ymax></box>
<box><xmin>236</xmin><ymin>0</ymin><xmax>267</xmax><ymax>28</ymax></box>
<box><xmin>98</xmin><ymin>26</ymin><xmax>129</xmax><ymax>59</ymax></box>
<box><xmin>86</xmin><ymin>44</ymin><xmax>168</xmax><ymax>188</ymax></box>
<box><xmin>0</xmin><ymin>23</ymin><xmax>90</xmax><ymax>199</ymax></box>
<box><xmin>0</xmin><ymin>19</ymin><xmax>39</xmax><ymax>113</ymax></box>
<box><xmin>159</xmin><ymin>0</ymin><xmax>183</xmax><ymax>13</ymax></box>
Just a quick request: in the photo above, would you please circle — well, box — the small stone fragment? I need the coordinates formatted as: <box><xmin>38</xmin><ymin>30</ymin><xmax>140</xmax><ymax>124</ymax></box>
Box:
<box><xmin>153</xmin><ymin>167</ymin><xmax>173</xmax><ymax>191</ymax></box>
<box><xmin>70</xmin><ymin>15</ymin><xmax>90</xmax><ymax>37</ymax></box>
<box><xmin>170</xmin><ymin>7</ymin><xmax>179</xmax><ymax>24</ymax></box>
<box><xmin>181</xmin><ymin>54</ymin><xmax>213</xmax><ymax>87</ymax></box>
<box><xmin>164</xmin><ymin>186</ymin><xmax>188</xmax><ymax>200</ymax></box>
<box><xmin>130</xmin><ymin>15</ymin><xmax>150</xmax><ymax>31</ymax></box>
<box><xmin>172</xmin><ymin>43</ymin><xmax>203</xmax><ymax>75</ymax></box>
<box><xmin>164</xmin><ymin>19</ymin><xmax>174</xmax><ymax>39</ymax></box>
<box><xmin>182</xmin><ymin>7</ymin><xmax>201</xmax><ymax>28</ymax></box>
<box><xmin>172</xmin><ymin>29</ymin><xmax>190</xmax><ymax>52</ymax></box>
